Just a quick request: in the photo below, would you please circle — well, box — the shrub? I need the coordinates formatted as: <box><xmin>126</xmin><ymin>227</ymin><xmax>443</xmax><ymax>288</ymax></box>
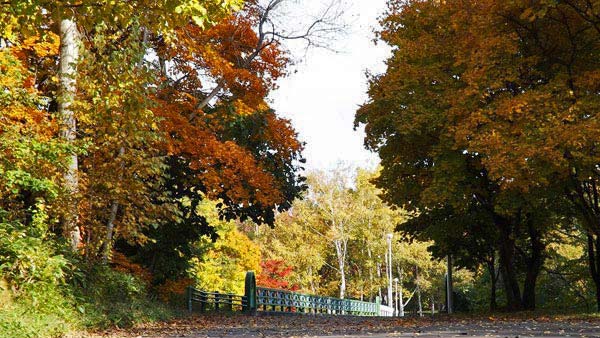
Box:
<box><xmin>0</xmin><ymin>220</ymin><xmax>79</xmax><ymax>338</ymax></box>
<box><xmin>78</xmin><ymin>266</ymin><xmax>175</xmax><ymax>328</ymax></box>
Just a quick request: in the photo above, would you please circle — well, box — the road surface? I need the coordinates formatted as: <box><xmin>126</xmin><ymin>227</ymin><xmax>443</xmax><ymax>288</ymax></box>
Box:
<box><xmin>91</xmin><ymin>314</ymin><xmax>600</xmax><ymax>338</ymax></box>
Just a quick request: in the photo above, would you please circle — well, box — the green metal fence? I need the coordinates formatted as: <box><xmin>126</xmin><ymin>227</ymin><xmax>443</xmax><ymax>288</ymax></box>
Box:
<box><xmin>187</xmin><ymin>271</ymin><xmax>382</xmax><ymax>316</ymax></box>
<box><xmin>255</xmin><ymin>286</ymin><xmax>380</xmax><ymax>315</ymax></box>
<box><xmin>186</xmin><ymin>288</ymin><xmax>248</xmax><ymax>312</ymax></box>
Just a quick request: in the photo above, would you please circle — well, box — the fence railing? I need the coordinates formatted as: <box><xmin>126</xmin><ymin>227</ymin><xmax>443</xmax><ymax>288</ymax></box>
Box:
<box><xmin>186</xmin><ymin>288</ymin><xmax>248</xmax><ymax>312</ymax></box>
<box><xmin>255</xmin><ymin>286</ymin><xmax>380</xmax><ymax>316</ymax></box>
<box><xmin>379</xmin><ymin>304</ymin><xmax>394</xmax><ymax>317</ymax></box>
<box><xmin>187</xmin><ymin>271</ymin><xmax>387</xmax><ymax>316</ymax></box>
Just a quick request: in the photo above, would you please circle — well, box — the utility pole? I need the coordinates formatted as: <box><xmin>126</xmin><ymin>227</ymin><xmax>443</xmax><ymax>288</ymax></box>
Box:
<box><xmin>386</xmin><ymin>233</ymin><xmax>393</xmax><ymax>308</ymax></box>
<box><xmin>446</xmin><ymin>255</ymin><xmax>454</xmax><ymax>314</ymax></box>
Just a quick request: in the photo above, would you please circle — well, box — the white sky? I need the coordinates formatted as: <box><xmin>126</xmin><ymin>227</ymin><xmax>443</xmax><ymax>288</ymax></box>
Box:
<box><xmin>269</xmin><ymin>0</ymin><xmax>391</xmax><ymax>171</ymax></box>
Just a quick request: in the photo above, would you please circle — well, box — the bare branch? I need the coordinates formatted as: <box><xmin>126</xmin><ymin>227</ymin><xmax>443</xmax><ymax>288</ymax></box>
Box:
<box><xmin>189</xmin><ymin>0</ymin><xmax>348</xmax><ymax>113</ymax></box>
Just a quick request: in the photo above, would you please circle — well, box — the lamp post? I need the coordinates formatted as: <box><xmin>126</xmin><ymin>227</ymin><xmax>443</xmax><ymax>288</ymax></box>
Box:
<box><xmin>446</xmin><ymin>254</ymin><xmax>454</xmax><ymax>314</ymax></box>
<box><xmin>386</xmin><ymin>233</ymin><xmax>393</xmax><ymax>309</ymax></box>
<box><xmin>393</xmin><ymin>277</ymin><xmax>399</xmax><ymax>316</ymax></box>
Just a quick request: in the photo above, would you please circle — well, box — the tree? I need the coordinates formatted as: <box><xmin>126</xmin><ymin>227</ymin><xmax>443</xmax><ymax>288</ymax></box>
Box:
<box><xmin>1</xmin><ymin>0</ymin><xmax>243</xmax><ymax>251</ymax></box>
<box><xmin>257</xmin><ymin>207</ymin><xmax>327</xmax><ymax>294</ymax></box>
<box><xmin>188</xmin><ymin>200</ymin><xmax>261</xmax><ymax>295</ymax></box>
<box><xmin>257</xmin><ymin>259</ymin><xmax>298</xmax><ymax>290</ymax></box>
<box><xmin>257</xmin><ymin>167</ymin><xmax>445</xmax><ymax>310</ymax></box>
<box><xmin>355</xmin><ymin>0</ymin><xmax>570</xmax><ymax>310</ymax></box>
<box><xmin>0</xmin><ymin>37</ymin><xmax>65</xmax><ymax>227</ymax></box>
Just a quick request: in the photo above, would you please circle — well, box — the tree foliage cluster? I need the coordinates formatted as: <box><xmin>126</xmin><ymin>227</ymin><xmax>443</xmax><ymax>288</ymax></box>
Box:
<box><xmin>356</xmin><ymin>0</ymin><xmax>600</xmax><ymax>311</ymax></box>
<box><xmin>0</xmin><ymin>0</ymin><xmax>318</xmax><ymax>334</ymax></box>
<box><xmin>256</xmin><ymin>168</ymin><xmax>461</xmax><ymax>314</ymax></box>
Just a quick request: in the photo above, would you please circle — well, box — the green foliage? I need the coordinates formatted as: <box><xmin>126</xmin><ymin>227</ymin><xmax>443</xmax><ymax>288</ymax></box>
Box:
<box><xmin>0</xmin><ymin>219</ymin><xmax>79</xmax><ymax>338</ymax></box>
<box><xmin>77</xmin><ymin>267</ymin><xmax>175</xmax><ymax>329</ymax></box>
<box><xmin>0</xmin><ymin>220</ymin><xmax>69</xmax><ymax>292</ymax></box>
<box><xmin>0</xmin><ymin>297</ymin><xmax>76</xmax><ymax>338</ymax></box>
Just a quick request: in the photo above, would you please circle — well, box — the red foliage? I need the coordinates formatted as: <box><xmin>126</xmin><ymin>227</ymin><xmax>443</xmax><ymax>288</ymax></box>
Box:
<box><xmin>257</xmin><ymin>259</ymin><xmax>298</xmax><ymax>291</ymax></box>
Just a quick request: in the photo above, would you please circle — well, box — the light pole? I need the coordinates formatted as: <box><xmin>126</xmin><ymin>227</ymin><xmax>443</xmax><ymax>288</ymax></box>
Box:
<box><xmin>393</xmin><ymin>277</ymin><xmax>399</xmax><ymax>316</ymax></box>
<box><xmin>386</xmin><ymin>233</ymin><xmax>393</xmax><ymax>309</ymax></box>
<box><xmin>446</xmin><ymin>254</ymin><xmax>454</xmax><ymax>314</ymax></box>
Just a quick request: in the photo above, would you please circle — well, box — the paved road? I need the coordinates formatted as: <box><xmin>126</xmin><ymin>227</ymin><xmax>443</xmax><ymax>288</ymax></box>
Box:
<box><xmin>108</xmin><ymin>315</ymin><xmax>600</xmax><ymax>338</ymax></box>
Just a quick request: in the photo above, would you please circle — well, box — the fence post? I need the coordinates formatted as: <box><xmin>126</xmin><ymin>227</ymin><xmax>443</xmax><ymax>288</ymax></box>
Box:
<box><xmin>187</xmin><ymin>286</ymin><xmax>193</xmax><ymax>312</ymax></box>
<box><xmin>215</xmin><ymin>291</ymin><xmax>220</xmax><ymax>311</ymax></box>
<box><xmin>226</xmin><ymin>294</ymin><xmax>233</xmax><ymax>311</ymax></box>
<box><xmin>200</xmin><ymin>291</ymin><xmax>206</xmax><ymax>312</ymax></box>
<box><xmin>244</xmin><ymin>271</ymin><xmax>257</xmax><ymax>314</ymax></box>
<box><xmin>375</xmin><ymin>296</ymin><xmax>381</xmax><ymax>317</ymax></box>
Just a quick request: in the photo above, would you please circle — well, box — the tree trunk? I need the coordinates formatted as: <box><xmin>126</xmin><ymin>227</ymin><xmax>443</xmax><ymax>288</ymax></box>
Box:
<box><xmin>376</xmin><ymin>262</ymin><xmax>382</xmax><ymax>301</ymax></box>
<box><xmin>102</xmin><ymin>147</ymin><xmax>125</xmax><ymax>263</ymax></box>
<box><xmin>334</xmin><ymin>239</ymin><xmax>346</xmax><ymax>299</ymax></box>
<box><xmin>308</xmin><ymin>266</ymin><xmax>316</xmax><ymax>294</ymax></box>
<box><xmin>446</xmin><ymin>255</ymin><xmax>453</xmax><ymax>314</ymax></box>
<box><xmin>416</xmin><ymin>266</ymin><xmax>423</xmax><ymax>317</ymax></box>
<box><xmin>497</xmin><ymin>218</ymin><xmax>522</xmax><ymax>310</ymax></box>
<box><xmin>59</xmin><ymin>17</ymin><xmax>81</xmax><ymax>251</ymax></box>
<box><xmin>487</xmin><ymin>253</ymin><xmax>498</xmax><ymax>311</ymax></box>
<box><xmin>587</xmin><ymin>233</ymin><xmax>600</xmax><ymax>311</ymax></box>
<box><xmin>103</xmin><ymin>199</ymin><xmax>120</xmax><ymax>263</ymax></box>
<box><xmin>522</xmin><ymin>221</ymin><xmax>544</xmax><ymax>310</ymax></box>
<box><xmin>368</xmin><ymin>247</ymin><xmax>374</xmax><ymax>302</ymax></box>
<box><xmin>398</xmin><ymin>265</ymin><xmax>405</xmax><ymax>317</ymax></box>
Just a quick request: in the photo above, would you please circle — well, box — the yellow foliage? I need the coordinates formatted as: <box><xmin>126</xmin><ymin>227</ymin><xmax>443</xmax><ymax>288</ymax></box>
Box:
<box><xmin>189</xmin><ymin>199</ymin><xmax>261</xmax><ymax>295</ymax></box>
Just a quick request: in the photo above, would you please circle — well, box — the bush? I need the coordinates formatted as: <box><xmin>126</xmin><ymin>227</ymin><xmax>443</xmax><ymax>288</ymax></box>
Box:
<box><xmin>77</xmin><ymin>266</ymin><xmax>175</xmax><ymax>329</ymax></box>
<box><xmin>0</xmin><ymin>221</ymin><xmax>79</xmax><ymax>338</ymax></box>
<box><xmin>0</xmin><ymin>216</ymin><xmax>179</xmax><ymax>336</ymax></box>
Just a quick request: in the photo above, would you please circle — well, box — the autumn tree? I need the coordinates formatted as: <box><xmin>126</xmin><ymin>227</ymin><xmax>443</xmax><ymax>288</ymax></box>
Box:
<box><xmin>0</xmin><ymin>37</ymin><xmax>65</xmax><ymax>228</ymax></box>
<box><xmin>0</xmin><ymin>0</ymin><xmax>243</xmax><ymax>251</ymax></box>
<box><xmin>257</xmin><ymin>167</ymin><xmax>445</xmax><ymax>311</ymax></box>
<box><xmin>257</xmin><ymin>259</ymin><xmax>298</xmax><ymax>290</ymax></box>
<box><xmin>257</xmin><ymin>206</ymin><xmax>328</xmax><ymax>294</ymax></box>
<box><xmin>355</xmin><ymin>0</ymin><xmax>576</xmax><ymax>310</ymax></box>
<box><xmin>188</xmin><ymin>200</ymin><xmax>262</xmax><ymax>295</ymax></box>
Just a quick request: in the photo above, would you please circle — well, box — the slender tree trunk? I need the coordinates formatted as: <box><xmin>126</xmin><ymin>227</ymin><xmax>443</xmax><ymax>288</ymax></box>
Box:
<box><xmin>368</xmin><ymin>248</ymin><xmax>374</xmax><ymax>302</ymax></box>
<box><xmin>487</xmin><ymin>253</ymin><xmax>498</xmax><ymax>311</ymax></box>
<box><xmin>59</xmin><ymin>17</ymin><xmax>81</xmax><ymax>251</ymax></box>
<box><xmin>446</xmin><ymin>255</ymin><xmax>453</xmax><ymax>314</ymax></box>
<box><xmin>522</xmin><ymin>221</ymin><xmax>544</xmax><ymax>310</ymax></box>
<box><xmin>308</xmin><ymin>266</ymin><xmax>317</xmax><ymax>294</ymax></box>
<box><xmin>376</xmin><ymin>262</ymin><xmax>382</xmax><ymax>301</ymax></box>
<box><xmin>103</xmin><ymin>146</ymin><xmax>126</xmax><ymax>263</ymax></box>
<box><xmin>587</xmin><ymin>233</ymin><xmax>600</xmax><ymax>311</ymax></box>
<box><xmin>334</xmin><ymin>239</ymin><xmax>346</xmax><ymax>299</ymax></box>
<box><xmin>416</xmin><ymin>266</ymin><xmax>423</xmax><ymax>317</ymax></box>
<box><xmin>397</xmin><ymin>264</ymin><xmax>405</xmax><ymax>317</ymax></box>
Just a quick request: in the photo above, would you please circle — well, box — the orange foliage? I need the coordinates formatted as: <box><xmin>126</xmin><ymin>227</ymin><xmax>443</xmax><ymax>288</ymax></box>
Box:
<box><xmin>156</xmin><ymin>278</ymin><xmax>195</xmax><ymax>303</ymax></box>
<box><xmin>111</xmin><ymin>251</ymin><xmax>153</xmax><ymax>284</ymax></box>
<box><xmin>152</xmin><ymin>1</ymin><xmax>301</xmax><ymax>210</ymax></box>
<box><xmin>153</xmin><ymin>96</ymin><xmax>283</xmax><ymax>206</ymax></box>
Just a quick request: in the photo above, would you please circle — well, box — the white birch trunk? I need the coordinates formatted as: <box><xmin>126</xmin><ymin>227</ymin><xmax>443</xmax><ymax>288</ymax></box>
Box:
<box><xmin>398</xmin><ymin>264</ymin><xmax>405</xmax><ymax>317</ymax></box>
<box><xmin>334</xmin><ymin>238</ymin><xmax>346</xmax><ymax>299</ymax></box>
<box><xmin>59</xmin><ymin>18</ymin><xmax>81</xmax><ymax>251</ymax></box>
